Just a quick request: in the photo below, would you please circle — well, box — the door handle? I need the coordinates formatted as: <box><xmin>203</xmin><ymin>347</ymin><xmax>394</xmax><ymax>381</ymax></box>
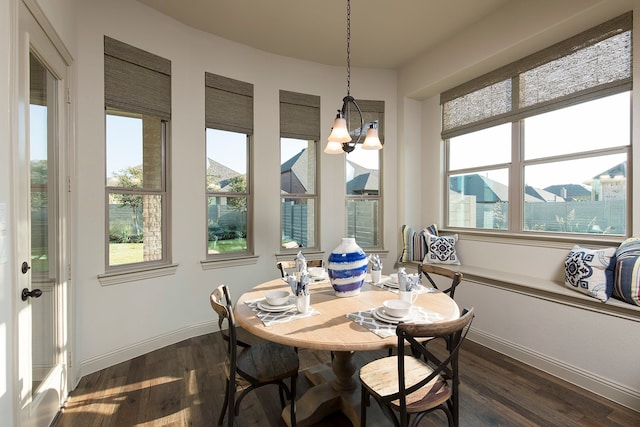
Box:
<box><xmin>22</xmin><ymin>288</ymin><xmax>43</xmax><ymax>301</ymax></box>
<box><xmin>21</xmin><ymin>261</ymin><xmax>31</xmax><ymax>274</ymax></box>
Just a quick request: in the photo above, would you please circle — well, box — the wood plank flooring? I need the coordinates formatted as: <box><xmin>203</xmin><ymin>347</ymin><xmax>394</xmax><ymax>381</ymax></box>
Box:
<box><xmin>52</xmin><ymin>332</ymin><xmax>639</xmax><ymax>426</ymax></box>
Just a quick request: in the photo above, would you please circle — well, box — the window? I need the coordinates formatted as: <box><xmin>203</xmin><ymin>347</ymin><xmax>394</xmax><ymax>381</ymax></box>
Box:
<box><xmin>346</xmin><ymin>100</ymin><xmax>385</xmax><ymax>247</ymax></box>
<box><xmin>205</xmin><ymin>73</ymin><xmax>253</xmax><ymax>257</ymax></box>
<box><xmin>279</xmin><ymin>90</ymin><xmax>320</xmax><ymax>250</ymax></box>
<box><xmin>104</xmin><ymin>36</ymin><xmax>171</xmax><ymax>269</ymax></box>
<box><xmin>442</xmin><ymin>13</ymin><xmax>631</xmax><ymax>236</ymax></box>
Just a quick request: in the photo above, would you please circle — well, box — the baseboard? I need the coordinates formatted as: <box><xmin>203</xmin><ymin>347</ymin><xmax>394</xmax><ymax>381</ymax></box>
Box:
<box><xmin>468</xmin><ymin>329</ymin><xmax>640</xmax><ymax>412</ymax></box>
<box><xmin>78</xmin><ymin>320</ymin><xmax>218</xmax><ymax>381</ymax></box>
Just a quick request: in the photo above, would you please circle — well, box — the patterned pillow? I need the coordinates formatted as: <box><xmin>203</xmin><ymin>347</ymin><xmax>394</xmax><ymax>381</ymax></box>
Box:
<box><xmin>424</xmin><ymin>233</ymin><xmax>461</xmax><ymax>265</ymax></box>
<box><xmin>400</xmin><ymin>225</ymin><xmax>427</xmax><ymax>263</ymax></box>
<box><xmin>564</xmin><ymin>245</ymin><xmax>616</xmax><ymax>302</ymax></box>
<box><xmin>613</xmin><ymin>238</ymin><xmax>640</xmax><ymax>306</ymax></box>
<box><xmin>423</xmin><ymin>223</ymin><xmax>438</xmax><ymax>238</ymax></box>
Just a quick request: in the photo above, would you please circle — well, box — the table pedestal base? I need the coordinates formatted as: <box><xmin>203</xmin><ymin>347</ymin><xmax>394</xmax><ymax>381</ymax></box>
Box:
<box><xmin>281</xmin><ymin>351</ymin><xmax>389</xmax><ymax>427</ymax></box>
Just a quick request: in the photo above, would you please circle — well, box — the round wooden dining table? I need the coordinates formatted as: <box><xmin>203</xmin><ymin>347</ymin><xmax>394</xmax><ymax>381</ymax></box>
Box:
<box><xmin>234</xmin><ymin>276</ymin><xmax>460</xmax><ymax>427</ymax></box>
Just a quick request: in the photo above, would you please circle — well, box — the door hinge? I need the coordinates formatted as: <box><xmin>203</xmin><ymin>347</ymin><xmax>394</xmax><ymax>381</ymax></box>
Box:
<box><xmin>66</xmin><ymin>87</ymin><xmax>71</xmax><ymax>104</ymax></box>
<box><xmin>67</xmin><ymin>176</ymin><xmax>71</xmax><ymax>193</ymax></box>
<box><xmin>67</xmin><ymin>264</ymin><xmax>72</xmax><ymax>280</ymax></box>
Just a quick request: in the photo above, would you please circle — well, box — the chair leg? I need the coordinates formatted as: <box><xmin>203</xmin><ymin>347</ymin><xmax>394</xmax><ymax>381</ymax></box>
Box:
<box><xmin>290</xmin><ymin>373</ymin><xmax>297</xmax><ymax>427</ymax></box>
<box><xmin>218</xmin><ymin>378</ymin><xmax>230</xmax><ymax>427</ymax></box>
<box><xmin>360</xmin><ymin>386</ymin><xmax>368</xmax><ymax>426</ymax></box>
<box><xmin>279</xmin><ymin>385</ymin><xmax>286</xmax><ymax>407</ymax></box>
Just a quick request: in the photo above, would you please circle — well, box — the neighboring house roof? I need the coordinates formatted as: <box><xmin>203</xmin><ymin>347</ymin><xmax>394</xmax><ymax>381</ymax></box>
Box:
<box><xmin>451</xmin><ymin>174</ymin><xmax>574</xmax><ymax>203</ymax></box>
<box><xmin>589</xmin><ymin>162</ymin><xmax>626</xmax><ymax>181</ymax></box>
<box><xmin>544</xmin><ymin>184</ymin><xmax>591</xmax><ymax>201</ymax></box>
<box><xmin>207</xmin><ymin>158</ymin><xmax>241</xmax><ymax>190</ymax></box>
<box><xmin>346</xmin><ymin>160</ymin><xmax>379</xmax><ymax>194</ymax></box>
<box><xmin>281</xmin><ymin>149</ymin><xmax>309</xmax><ymax>192</ymax></box>
<box><xmin>449</xmin><ymin>174</ymin><xmax>507</xmax><ymax>202</ymax></box>
<box><xmin>525</xmin><ymin>186</ymin><xmax>565</xmax><ymax>202</ymax></box>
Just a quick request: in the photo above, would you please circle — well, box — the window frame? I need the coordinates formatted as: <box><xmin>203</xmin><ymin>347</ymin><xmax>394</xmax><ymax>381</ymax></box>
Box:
<box><xmin>104</xmin><ymin>109</ymin><xmax>171</xmax><ymax>272</ymax></box>
<box><xmin>279</xmin><ymin>90</ymin><xmax>321</xmax><ymax>252</ymax></box>
<box><xmin>204</xmin><ymin>72</ymin><xmax>254</xmax><ymax>260</ymax></box>
<box><xmin>205</xmin><ymin>130</ymin><xmax>253</xmax><ymax>258</ymax></box>
<box><xmin>279</xmin><ymin>137</ymin><xmax>320</xmax><ymax>251</ymax></box>
<box><xmin>441</xmin><ymin>13</ymin><xmax>632</xmax><ymax>239</ymax></box>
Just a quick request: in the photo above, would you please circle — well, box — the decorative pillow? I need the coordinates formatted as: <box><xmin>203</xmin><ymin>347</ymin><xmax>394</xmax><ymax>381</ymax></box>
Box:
<box><xmin>400</xmin><ymin>225</ymin><xmax>427</xmax><ymax>263</ymax></box>
<box><xmin>564</xmin><ymin>245</ymin><xmax>616</xmax><ymax>302</ymax></box>
<box><xmin>424</xmin><ymin>234</ymin><xmax>461</xmax><ymax>265</ymax></box>
<box><xmin>423</xmin><ymin>223</ymin><xmax>438</xmax><ymax>238</ymax></box>
<box><xmin>612</xmin><ymin>237</ymin><xmax>640</xmax><ymax>306</ymax></box>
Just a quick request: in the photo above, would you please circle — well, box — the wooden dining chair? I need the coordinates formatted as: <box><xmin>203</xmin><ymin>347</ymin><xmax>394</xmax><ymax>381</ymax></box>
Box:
<box><xmin>359</xmin><ymin>307</ymin><xmax>474</xmax><ymax>427</ymax></box>
<box><xmin>417</xmin><ymin>264</ymin><xmax>464</xmax><ymax>352</ymax></box>
<box><xmin>210</xmin><ymin>285</ymin><xmax>299</xmax><ymax>427</ymax></box>
<box><xmin>276</xmin><ymin>259</ymin><xmax>324</xmax><ymax>277</ymax></box>
<box><xmin>418</xmin><ymin>263</ymin><xmax>463</xmax><ymax>299</ymax></box>
<box><xmin>389</xmin><ymin>264</ymin><xmax>464</xmax><ymax>357</ymax></box>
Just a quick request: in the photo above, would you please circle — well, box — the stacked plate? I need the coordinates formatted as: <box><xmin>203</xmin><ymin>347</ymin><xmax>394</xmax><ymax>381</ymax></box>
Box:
<box><xmin>308</xmin><ymin>267</ymin><xmax>329</xmax><ymax>281</ymax></box>
<box><xmin>257</xmin><ymin>296</ymin><xmax>296</xmax><ymax>312</ymax></box>
<box><xmin>372</xmin><ymin>306</ymin><xmax>414</xmax><ymax>324</ymax></box>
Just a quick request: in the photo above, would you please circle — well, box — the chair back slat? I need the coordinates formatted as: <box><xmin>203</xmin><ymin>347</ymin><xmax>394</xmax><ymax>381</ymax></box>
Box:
<box><xmin>276</xmin><ymin>259</ymin><xmax>324</xmax><ymax>277</ymax></box>
<box><xmin>418</xmin><ymin>263</ymin><xmax>463</xmax><ymax>299</ymax></box>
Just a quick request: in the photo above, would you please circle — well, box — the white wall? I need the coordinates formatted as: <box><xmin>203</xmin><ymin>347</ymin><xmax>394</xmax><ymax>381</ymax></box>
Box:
<box><xmin>73</xmin><ymin>0</ymin><xmax>398</xmax><ymax>377</ymax></box>
<box><xmin>399</xmin><ymin>0</ymin><xmax>640</xmax><ymax>410</ymax></box>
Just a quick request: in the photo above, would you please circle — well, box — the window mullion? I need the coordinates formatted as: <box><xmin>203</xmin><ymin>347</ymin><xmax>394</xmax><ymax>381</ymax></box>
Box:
<box><xmin>510</xmin><ymin>120</ymin><xmax>523</xmax><ymax>233</ymax></box>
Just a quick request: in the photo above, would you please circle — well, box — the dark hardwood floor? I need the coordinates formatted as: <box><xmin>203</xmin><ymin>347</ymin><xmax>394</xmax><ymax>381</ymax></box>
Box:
<box><xmin>52</xmin><ymin>332</ymin><xmax>639</xmax><ymax>426</ymax></box>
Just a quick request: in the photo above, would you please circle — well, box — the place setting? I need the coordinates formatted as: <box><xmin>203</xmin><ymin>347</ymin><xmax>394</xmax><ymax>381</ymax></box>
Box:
<box><xmin>248</xmin><ymin>257</ymin><xmax>321</xmax><ymax>326</ymax></box>
<box><xmin>346</xmin><ymin>289</ymin><xmax>446</xmax><ymax>338</ymax></box>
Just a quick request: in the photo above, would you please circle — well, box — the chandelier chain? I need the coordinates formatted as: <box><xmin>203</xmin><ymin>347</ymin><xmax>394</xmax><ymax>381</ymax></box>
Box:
<box><xmin>346</xmin><ymin>0</ymin><xmax>351</xmax><ymax>96</ymax></box>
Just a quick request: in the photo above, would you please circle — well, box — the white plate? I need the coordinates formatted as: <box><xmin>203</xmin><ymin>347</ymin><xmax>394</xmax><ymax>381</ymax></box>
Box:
<box><xmin>257</xmin><ymin>298</ymin><xmax>296</xmax><ymax>312</ymax></box>
<box><xmin>382</xmin><ymin>280</ymin><xmax>399</xmax><ymax>289</ymax></box>
<box><xmin>373</xmin><ymin>306</ymin><xmax>414</xmax><ymax>324</ymax></box>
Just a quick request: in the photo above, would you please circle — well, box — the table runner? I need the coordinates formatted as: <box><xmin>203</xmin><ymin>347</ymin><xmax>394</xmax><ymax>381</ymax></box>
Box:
<box><xmin>245</xmin><ymin>298</ymin><xmax>320</xmax><ymax>327</ymax></box>
<box><xmin>346</xmin><ymin>306</ymin><xmax>446</xmax><ymax>338</ymax></box>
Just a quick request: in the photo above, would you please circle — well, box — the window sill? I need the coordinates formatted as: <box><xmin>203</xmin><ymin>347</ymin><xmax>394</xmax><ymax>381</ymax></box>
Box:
<box><xmin>98</xmin><ymin>263</ymin><xmax>179</xmax><ymax>286</ymax></box>
<box><xmin>400</xmin><ymin>261</ymin><xmax>640</xmax><ymax>322</ymax></box>
<box><xmin>201</xmin><ymin>255</ymin><xmax>259</xmax><ymax>270</ymax></box>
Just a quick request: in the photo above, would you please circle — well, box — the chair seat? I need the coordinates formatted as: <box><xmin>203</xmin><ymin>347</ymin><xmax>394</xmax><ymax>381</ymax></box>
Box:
<box><xmin>359</xmin><ymin>356</ymin><xmax>451</xmax><ymax>413</ymax></box>
<box><xmin>237</xmin><ymin>341</ymin><xmax>299</xmax><ymax>383</ymax></box>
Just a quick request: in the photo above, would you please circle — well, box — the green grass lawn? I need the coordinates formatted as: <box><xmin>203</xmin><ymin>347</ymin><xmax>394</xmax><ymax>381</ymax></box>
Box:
<box><xmin>109</xmin><ymin>238</ymin><xmax>248</xmax><ymax>264</ymax></box>
<box><xmin>109</xmin><ymin>243</ymin><xmax>143</xmax><ymax>265</ymax></box>
<box><xmin>208</xmin><ymin>238</ymin><xmax>247</xmax><ymax>254</ymax></box>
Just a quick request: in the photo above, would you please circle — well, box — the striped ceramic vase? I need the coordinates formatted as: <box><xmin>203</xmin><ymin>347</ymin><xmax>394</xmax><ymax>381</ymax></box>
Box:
<box><xmin>327</xmin><ymin>237</ymin><xmax>368</xmax><ymax>297</ymax></box>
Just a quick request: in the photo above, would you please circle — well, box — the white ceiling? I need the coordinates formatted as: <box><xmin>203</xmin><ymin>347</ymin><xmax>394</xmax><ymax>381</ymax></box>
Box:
<box><xmin>136</xmin><ymin>0</ymin><xmax>513</xmax><ymax>69</ymax></box>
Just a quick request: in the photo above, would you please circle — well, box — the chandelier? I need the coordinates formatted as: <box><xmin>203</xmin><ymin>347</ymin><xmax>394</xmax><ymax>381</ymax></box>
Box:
<box><xmin>324</xmin><ymin>0</ymin><xmax>382</xmax><ymax>154</ymax></box>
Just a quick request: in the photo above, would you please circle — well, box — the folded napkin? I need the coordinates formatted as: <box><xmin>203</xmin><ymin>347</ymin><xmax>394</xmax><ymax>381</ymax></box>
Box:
<box><xmin>346</xmin><ymin>306</ymin><xmax>446</xmax><ymax>338</ymax></box>
<box><xmin>245</xmin><ymin>298</ymin><xmax>320</xmax><ymax>327</ymax></box>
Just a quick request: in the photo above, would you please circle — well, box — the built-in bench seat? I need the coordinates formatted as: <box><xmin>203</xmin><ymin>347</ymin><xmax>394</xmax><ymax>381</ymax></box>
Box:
<box><xmin>400</xmin><ymin>260</ymin><xmax>640</xmax><ymax>322</ymax></box>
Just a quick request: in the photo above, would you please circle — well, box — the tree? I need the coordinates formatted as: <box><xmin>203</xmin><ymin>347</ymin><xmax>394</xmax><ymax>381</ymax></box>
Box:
<box><xmin>111</xmin><ymin>166</ymin><xmax>143</xmax><ymax>236</ymax></box>
<box><xmin>226</xmin><ymin>175</ymin><xmax>247</xmax><ymax>211</ymax></box>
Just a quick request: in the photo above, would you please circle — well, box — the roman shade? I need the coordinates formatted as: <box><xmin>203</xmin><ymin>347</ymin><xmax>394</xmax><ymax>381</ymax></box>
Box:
<box><xmin>279</xmin><ymin>90</ymin><xmax>320</xmax><ymax>141</ymax></box>
<box><xmin>440</xmin><ymin>12</ymin><xmax>632</xmax><ymax>139</ymax></box>
<box><xmin>205</xmin><ymin>72</ymin><xmax>253</xmax><ymax>134</ymax></box>
<box><xmin>104</xmin><ymin>36</ymin><xmax>171</xmax><ymax>120</ymax></box>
